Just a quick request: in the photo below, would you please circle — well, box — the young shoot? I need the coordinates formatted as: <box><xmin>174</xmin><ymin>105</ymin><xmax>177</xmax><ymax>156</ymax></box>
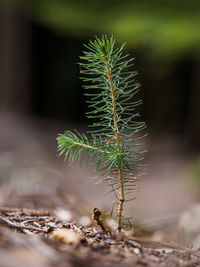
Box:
<box><xmin>57</xmin><ymin>35</ymin><xmax>146</xmax><ymax>232</ymax></box>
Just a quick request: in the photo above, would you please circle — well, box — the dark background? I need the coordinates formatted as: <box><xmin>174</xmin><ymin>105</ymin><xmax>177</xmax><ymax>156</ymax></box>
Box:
<box><xmin>1</xmin><ymin>0</ymin><xmax>200</xmax><ymax>147</ymax></box>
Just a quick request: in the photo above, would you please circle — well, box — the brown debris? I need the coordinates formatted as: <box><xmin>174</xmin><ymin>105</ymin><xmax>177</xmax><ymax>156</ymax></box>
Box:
<box><xmin>50</xmin><ymin>228</ymin><xmax>83</xmax><ymax>246</ymax></box>
<box><xmin>0</xmin><ymin>215</ymin><xmax>48</xmax><ymax>233</ymax></box>
<box><xmin>0</xmin><ymin>209</ymin><xmax>200</xmax><ymax>266</ymax></box>
<box><xmin>92</xmin><ymin>208</ymin><xmax>107</xmax><ymax>233</ymax></box>
<box><xmin>0</xmin><ymin>207</ymin><xmax>50</xmax><ymax>216</ymax></box>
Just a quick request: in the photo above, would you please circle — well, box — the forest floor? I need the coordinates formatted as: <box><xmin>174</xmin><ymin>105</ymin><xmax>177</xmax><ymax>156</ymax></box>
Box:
<box><xmin>0</xmin><ymin>113</ymin><xmax>200</xmax><ymax>266</ymax></box>
<box><xmin>1</xmin><ymin>207</ymin><xmax>200</xmax><ymax>267</ymax></box>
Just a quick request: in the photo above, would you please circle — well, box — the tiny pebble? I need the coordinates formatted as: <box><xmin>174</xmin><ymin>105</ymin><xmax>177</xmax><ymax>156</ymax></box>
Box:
<box><xmin>133</xmin><ymin>248</ymin><xmax>140</xmax><ymax>254</ymax></box>
<box><xmin>164</xmin><ymin>248</ymin><xmax>173</xmax><ymax>253</ymax></box>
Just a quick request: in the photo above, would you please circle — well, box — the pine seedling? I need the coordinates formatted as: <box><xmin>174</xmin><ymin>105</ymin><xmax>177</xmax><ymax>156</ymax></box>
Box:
<box><xmin>57</xmin><ymin>35</ymin><xmax>146</xmax><ymax>232</ymax></box>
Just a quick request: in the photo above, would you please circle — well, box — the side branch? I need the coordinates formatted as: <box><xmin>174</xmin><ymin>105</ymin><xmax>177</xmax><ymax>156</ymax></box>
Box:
<box><xmin>73</xmin><ymin>141</ymin><xmax>105</xmax><ymax>153</ymax></box>
<box><xmin>57</xmin><ymin>130</ymin><xmax>110</xmax><ymax>163</ymax></box>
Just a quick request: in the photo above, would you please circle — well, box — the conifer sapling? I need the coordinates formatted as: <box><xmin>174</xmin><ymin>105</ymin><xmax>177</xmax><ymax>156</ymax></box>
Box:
<box><xmin>57</xmin><ymin>35</ymin><xmax>146</xmax><ymax>232</ymax></box>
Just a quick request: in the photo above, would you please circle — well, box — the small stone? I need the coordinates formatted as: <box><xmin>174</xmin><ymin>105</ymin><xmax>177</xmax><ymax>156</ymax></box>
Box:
<box><xmin>133</xmin><ymin>247</ymin><xmax>140</xmax><ymax>254</ymax></box>
<box><xmin>164</xmin><ymin>248</ymin><xmax>173</xmax><ymax>254</ymax></box>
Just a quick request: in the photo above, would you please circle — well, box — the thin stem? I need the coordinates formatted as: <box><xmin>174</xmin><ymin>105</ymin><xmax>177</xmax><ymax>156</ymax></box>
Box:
<box><xmin>104</xmin><ymin>55</ymin><xmax>125</xmax><ymax>232</ymax></box>
<box><xmin>117</xmin><ymin>167</ymin><xmax>124</xmax><ymax>232</ymax></box>
<box><xmin>73</xmin><ymin>141</ymin><xmax>106</xmax><ymax>153</ymax></box>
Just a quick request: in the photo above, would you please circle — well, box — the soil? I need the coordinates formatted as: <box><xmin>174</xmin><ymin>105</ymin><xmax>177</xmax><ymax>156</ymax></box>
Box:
<box><xmin>0</xmin><ymin>208</ymin><xmax>200</xmax><ymax>267</ymax></box>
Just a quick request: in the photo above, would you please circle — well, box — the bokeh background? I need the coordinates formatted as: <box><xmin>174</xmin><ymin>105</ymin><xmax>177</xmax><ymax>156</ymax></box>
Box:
<box><xmin>0</xmin><ymin>0</ymin><xmax>200</xmax><ymax>232</ymax></box>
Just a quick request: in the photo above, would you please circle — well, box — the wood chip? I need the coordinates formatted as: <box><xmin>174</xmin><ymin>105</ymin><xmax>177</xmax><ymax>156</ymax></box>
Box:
<box><xmin>50</xmin><ymin>228</ymin><xmax>83</xmax><ymax>246</ymax></box>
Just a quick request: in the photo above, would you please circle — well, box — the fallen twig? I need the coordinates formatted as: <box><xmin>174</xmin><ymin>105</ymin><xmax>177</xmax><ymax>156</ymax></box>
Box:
<box><xmin>0</xmin><ymin>215</ymin><xmax>48</xmax><ymax>233</ymax></box>
<box><xmin>0</xmin><ymin>207</ymin><xmax>50</xmax><ymax>216</ymax></box>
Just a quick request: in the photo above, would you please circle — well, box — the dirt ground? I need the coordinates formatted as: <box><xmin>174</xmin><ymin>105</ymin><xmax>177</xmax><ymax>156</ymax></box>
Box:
<box><xmin>1</xmin><ymin>207</ymin><xmax>200</xmax><ymax>267</ymax></box>
<box><xmin>0</xmin><ymin>112</ymin><xmax>200</xmax><ymax>266</ymax></box>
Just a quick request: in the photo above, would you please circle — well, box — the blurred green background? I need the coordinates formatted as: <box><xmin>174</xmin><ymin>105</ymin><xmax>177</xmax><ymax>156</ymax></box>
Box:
<box><xmin>0</xmin><ymin>0</ymin><xmax>200</xmax><ymax>150</ymax></box>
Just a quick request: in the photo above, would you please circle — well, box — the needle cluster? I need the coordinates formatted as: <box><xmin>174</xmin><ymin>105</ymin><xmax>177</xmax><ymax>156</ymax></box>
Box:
<box><xmin>57</xmin><ymin>35</ymin><xmax>146</xmax><ymax>231</ymax></box>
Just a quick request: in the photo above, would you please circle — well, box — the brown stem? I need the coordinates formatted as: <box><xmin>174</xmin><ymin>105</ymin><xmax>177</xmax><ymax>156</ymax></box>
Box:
<box><xmin>92</xmin><ymin>208</ymin><xmax>107</xmax><ymax>232</ymax></box>
<box><xmin>117</xmin><ymin>169</ymin><xmax>125</xmax><ymax>232</ymax></box>
<box><xmin>104</xmin><ymin>56</ymin><xmax>125</xmax><ymax>232</ymax></box>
